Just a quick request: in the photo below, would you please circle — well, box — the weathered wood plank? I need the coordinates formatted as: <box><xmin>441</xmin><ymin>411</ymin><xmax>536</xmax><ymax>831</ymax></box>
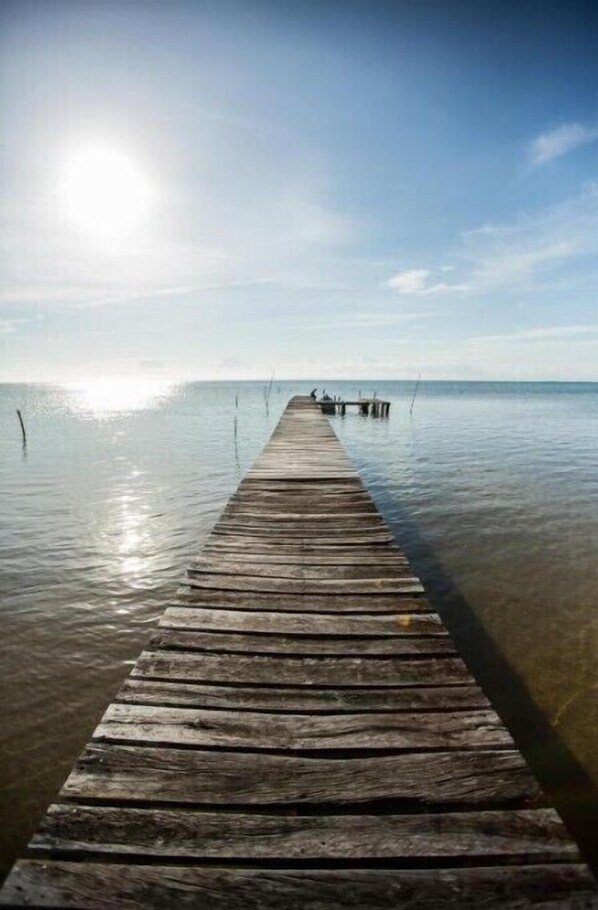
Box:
<box><xmin>189</xmin><ymin>558</ymin><xmax>413</xmax><ymax>580</ymax></box>
<box><xmin>212</xmin><ymin>525</ymin><xmax>394</xmax><ymax>538</ymax></box>
<box><xmin>148</xmin><ymin>628</ymin><xmax>456</xmax><ymax>656</ymax></box>
<box><xmin>209</xmin><ymin>536</ymin><xmax>399</xmax><ymax>548</ymax></box>
<box><xmin>198</xmin><ymin>552</ymin><xmax>408</xmax><ymax>566</ymax></box>
<box><xmin>159</xmin><ymin>606</ymin><xmax>447</xmax><ymax>637</ymax></box>
<box><xmin>94</xmin><ymin>704</ymin><xmax>513</xmax><ymax>751</ymax></box>
<box><xmin>116</xmin><ymin>679</ymin><xmax>491</xmax><ymax>712</ymax></box>
<box><xmin>30</xmin><ymin>805</ymin><xmax>578</xmax><ymax>863</ymax></box>
<box><xmin>132</xmin><ymin>650</ymin><xmax>471</xmax><ymax>687</ymax></box>
<box><xmin>239</xmin><ymin>482</ymin><xmax>367</xmax><ymax>494</ymax></box>
<box><xmin>62</xmin><ymin>743</ymin><xmax>540</xmax><ymax>806</ymax></box>
<box><xmin>7</xmin><ymin>862</ymin><xmax>595</xmax><ymax>909</ymax></box>
<box><xmin>229</xmin><ymin>490</ymin><xmax>370</xmax><ymax>499</ymax></box>
<box><xmin>203</xmin><ymin>541</ymin><xmax>402</xmax><ymax>556</ymax></box>
<box><xmin>222</xmin><ymin>508</ymin><xmax>386</xmax><ymax>521</ymax></box>
<box><xmin>210</xmin><ymin>523</ymin><xmax>391</xmax><ymax>536</ymax></box>
<box><xmin>185</xmin><ymin>573</ymin><xmax>424</xmax><ymax>594</ymax></box>
<box><xmin>244</xmin><ymin>476</ymin><xmax>359</xmax><ymax>484</ymax></box>
<box><xmin>229</xmin><ymin>498</ymin><xmax>379</xmax><ymax>512</ymax></box>
<box><xmin>175</xmin><ymin>589</ymin><xmax>430</xmax><ymax>614</ymax></box>
<box><xmin>218</xmin><ymin>517</ymin><xmax>389</xmax><ymax>531</ymax></box>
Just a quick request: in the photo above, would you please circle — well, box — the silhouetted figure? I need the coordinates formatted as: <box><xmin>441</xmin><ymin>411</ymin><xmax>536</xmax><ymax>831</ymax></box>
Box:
<box><xmin>310</xmin><ymin>388</ymin><xmax>318</xmax><ymax>400</ymax></box>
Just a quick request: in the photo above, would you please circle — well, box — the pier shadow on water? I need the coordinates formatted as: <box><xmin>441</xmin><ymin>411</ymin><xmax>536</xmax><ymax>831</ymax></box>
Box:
<box><xmin>380</xmin><ymin>496</ymin><xmax>598</xmax><ymax>876</ymax></box>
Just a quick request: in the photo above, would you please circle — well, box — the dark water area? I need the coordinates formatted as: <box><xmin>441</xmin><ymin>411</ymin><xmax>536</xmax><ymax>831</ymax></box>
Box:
<box><xmin>1</xmin><ymin>379</ymin><xmax>598</xmax><ymax>877</ymax></box>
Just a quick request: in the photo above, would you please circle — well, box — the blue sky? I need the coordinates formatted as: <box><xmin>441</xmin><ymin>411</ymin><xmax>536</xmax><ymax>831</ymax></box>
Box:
<box><xmin>1</xmin><ymin>0</ymin><xmax>598</xmax><ymax>381</ymax></box>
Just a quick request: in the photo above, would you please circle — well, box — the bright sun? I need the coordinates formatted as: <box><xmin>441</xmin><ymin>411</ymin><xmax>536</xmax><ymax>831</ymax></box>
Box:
<box><xmin>62</xmin><ymin>145</ymin><xmax>151</xmax><ymax>237</ymax></box>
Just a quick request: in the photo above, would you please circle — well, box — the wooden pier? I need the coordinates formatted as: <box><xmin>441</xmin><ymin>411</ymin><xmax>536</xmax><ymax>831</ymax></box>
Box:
<box><xmin>319</xmin><ymin>397</ymin><xmax>391</xmax><ymax>416</ymax></box>
<box><xmin>1</xmin><ymin>396</ymin><xmax>596</xmax><ymax>907</ymax></box>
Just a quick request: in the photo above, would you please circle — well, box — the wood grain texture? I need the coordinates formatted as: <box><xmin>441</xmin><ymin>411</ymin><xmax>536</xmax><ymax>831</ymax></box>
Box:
<box><xmin>185</xmin><ymin>573</ymin><xmax>424</xmax><ymax>594</ymax></box>
<box><xmin>93</xmin><ymin>704</ymin><xmax>513</xmax><ymax>751</ymax></box>
<box><xmin>116</xmin><ymin>679</ymin><xmax>491</xmax><ymax>712</ymax></box>
<box><xmin>198</xmin><ymin>552</ymin><xmax>408</xmax><ymax>565</ymax></box>
<box><xmin>189</xmin><ymin>557</ymin><xmax>413</xmax><ymax>579</ymax></box>
<box><xmin>175</xmin><ymin>588</ymin><xmax>431</xmax><ymax>614</ymax></box>
<box><xmin>202</xmin><ymin>546</ymin><xmax>404</xmax><ymax>560</ymax></box>
<box><xmin>31</xmin><ymin>805</ymin><xmax>578</xmax><ymax>862</ymax></box>
<box><xmin>159</xmin><ymin>606</ymin><xmax>447</xmax><ymax>636</ymax></box>
<box><xmin>132</xmin><ymin>650</ymin><xmax>471</xmax><ymax>686</ymax></box>
<box><xmin>148</xmin><ymin>628</ymin><xmax>456</xmax><ymax>657</ymax></box>
<box><xmin>62</xmin><ymin>743</ymin><xmax>540</xmax><ymax>806</ymax></box>
<box><xmin>220</xmin><ymin>511</ymin><xmax>388</xmax><ymax>524</ymax></box>
<box><xmin>6</xmin><ymin>862</ymin><xmax>597</xmax><ymax>909</ymax></box>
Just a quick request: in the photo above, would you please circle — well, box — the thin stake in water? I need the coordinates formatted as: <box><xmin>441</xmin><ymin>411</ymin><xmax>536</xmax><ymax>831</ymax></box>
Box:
<box><xmin>264</xmin><ymin>371</ymin><xmax>275</xmax><ymax>412</ymax></box>
<box><xmin>410</xmin><ymin>373</ymin><xmax>421</xmax><ymax>415</ymax></box>
<box><xmin>16</xmin><ymin>409</ymin><xmax>27</xmax><ymax>447</ymax></box>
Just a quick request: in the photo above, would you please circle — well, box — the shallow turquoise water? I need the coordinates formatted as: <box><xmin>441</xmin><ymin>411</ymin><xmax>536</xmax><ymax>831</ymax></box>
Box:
<box><xmin>1</xmin><ymin>379</ymin><xmax>598</xmax><ymax>873</ymax></box>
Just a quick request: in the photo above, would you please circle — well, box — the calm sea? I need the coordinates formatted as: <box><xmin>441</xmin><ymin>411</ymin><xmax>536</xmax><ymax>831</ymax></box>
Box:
<box><xmin>1</xmin><ymin>379</ymin><xmax>598</xmax><ymax>875</ymax></box>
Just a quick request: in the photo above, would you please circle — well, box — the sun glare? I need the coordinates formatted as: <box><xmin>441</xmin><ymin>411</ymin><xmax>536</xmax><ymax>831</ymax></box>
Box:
<box><xmin>62</xmin><ymin>145</ymin><xmax>152</xmax><ymax>237</ymax></box>
<box><xmin>70</xmin><ymin>377</ymin><xmax>175</xmax><ymax>416</ymax></box>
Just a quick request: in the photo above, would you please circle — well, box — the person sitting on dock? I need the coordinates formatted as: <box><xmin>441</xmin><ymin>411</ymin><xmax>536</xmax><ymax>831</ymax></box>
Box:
<box><xmin>309</xmin><ymin>388</ymin><xmax>318</xmax><ymax>400</ymax></box>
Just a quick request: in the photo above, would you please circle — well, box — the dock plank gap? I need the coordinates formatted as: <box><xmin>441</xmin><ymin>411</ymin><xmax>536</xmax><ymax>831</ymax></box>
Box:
<box><xmin>1</xmin><ymin>396</ymin><xmax>596</xmax><ymax>908</ymax></box>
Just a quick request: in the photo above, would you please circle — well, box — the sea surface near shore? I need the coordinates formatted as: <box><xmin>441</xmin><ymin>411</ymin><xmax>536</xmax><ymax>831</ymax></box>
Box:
<box><xmin>1</xmin><ymin>378</ymin><xmax>598</xmax><ymax>875</ymax></box>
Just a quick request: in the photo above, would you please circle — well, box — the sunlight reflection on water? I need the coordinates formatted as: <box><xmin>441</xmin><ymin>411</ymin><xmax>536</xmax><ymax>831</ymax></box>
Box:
<box><xmin>67</xmin><ymin>376</ymin><xmax>179</xmax><ymax>417</ymax></box>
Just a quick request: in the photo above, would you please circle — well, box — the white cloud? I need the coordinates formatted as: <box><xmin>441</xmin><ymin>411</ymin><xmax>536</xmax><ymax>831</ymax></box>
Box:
<box><xmin>386</xmin><ymin>269</ymin><xmax>430</xmax><ymax>293</ymax></box>
<box><xmin>385</xmin><ymin>268</ymin><xmax>467</xmax><ymax>296</ymax></box>
<box><xmin>528</xmin><ymin>122</ymin><xmax>598</xmax><ymax>167</ymax></box>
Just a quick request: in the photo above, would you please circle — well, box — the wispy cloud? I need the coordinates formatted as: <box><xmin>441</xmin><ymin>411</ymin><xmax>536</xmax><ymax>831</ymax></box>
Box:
<box><xmin>314</xmin><ymin>310</ymin><xmax>432</xmax><ymax>330</ymax></box>
<box><xmin>470</xmin><ymin>324</ymin><xmax>598</xmax><ymax>345</ymax></box>
<box><xmin>385</xmin><ymin>268</ymin><xmax>467</xmax><ymax>296</ymax></box>
<box><xmin>0</xmin><ymin>316</ymin><xmax>37</xmax><ymax>334</ymax></box>
<box><xmin>384</xmin><ymin>181</ymin><xmax>598</xmax><ymax>305</ymax></box>
<box><xmin>460</xmin><ymin>181</ymin><xmax>598</xmax><ymax>290</ymax></box>
<box><xmin>77</xmin><ymin>279</ymin><xmax>282</xmax><ymax>309</ymax></box>
<box><xmin>528</xmin><ymin>121</ymin><xmax>598</xmax><ymax>167</ymax></box>
<box><xmin>0</xmin><ymin>318</ymin><xmax>22</xmax><ymax>334</ymax></box>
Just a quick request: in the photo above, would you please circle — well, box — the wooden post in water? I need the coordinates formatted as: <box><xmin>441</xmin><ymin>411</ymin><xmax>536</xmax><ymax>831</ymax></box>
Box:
<box><xmin>16</xmin><ymin>410</ymin><xmax>26</xmax><ymax>447</ymax></box>
<box><xmin>410</xmin><ymin>373</ymin><xmax>421</xmax><ymax>415</ymax></box>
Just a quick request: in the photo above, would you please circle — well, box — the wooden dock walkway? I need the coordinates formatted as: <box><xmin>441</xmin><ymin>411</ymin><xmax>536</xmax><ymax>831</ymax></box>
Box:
<box><xmin>318</xmin><ymin>397</ymin><xmax>390</xmax><ymax>416</ymax></box>
<box><xmin>1</xmin><ymin>396</ymin><xmax>596</xmax><ymax>907</ymax></box>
